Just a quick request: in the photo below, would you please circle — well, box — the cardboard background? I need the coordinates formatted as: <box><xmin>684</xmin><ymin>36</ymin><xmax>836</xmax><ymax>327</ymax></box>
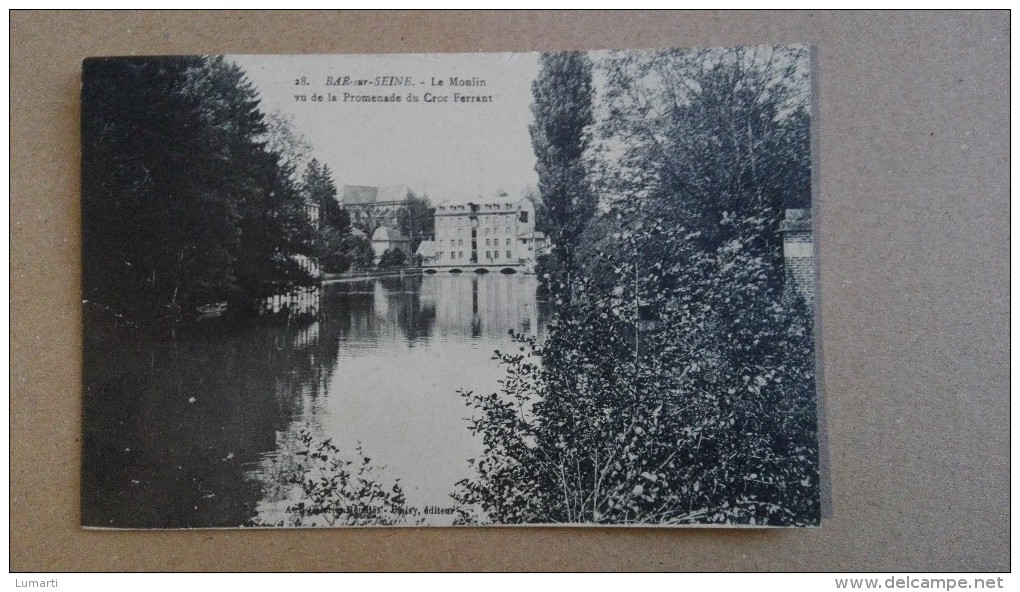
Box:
<box><xmin>10</xmin><ymin>10</ymin><xmax>1009</xmax><ymax>571</ymax></box>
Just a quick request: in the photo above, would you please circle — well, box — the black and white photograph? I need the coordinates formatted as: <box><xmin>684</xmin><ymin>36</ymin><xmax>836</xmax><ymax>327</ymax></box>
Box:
<box><xmin>81</xmin><ymin>46</ymin><xmax>819</xmax><ymax>528</ymax></box>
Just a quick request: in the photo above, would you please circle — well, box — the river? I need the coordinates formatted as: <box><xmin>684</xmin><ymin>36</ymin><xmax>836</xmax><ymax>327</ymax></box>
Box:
<box><xmin>81</xmin><ymin>272</ymin><xmax>549</xmax><ymax>528</ymax></box>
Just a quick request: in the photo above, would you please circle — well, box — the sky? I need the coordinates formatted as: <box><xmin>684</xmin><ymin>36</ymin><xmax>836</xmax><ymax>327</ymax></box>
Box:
<box><xmin>229</xmin><ymin>53</ymin><xmax>541</xmax><ymax>205</ymax></box>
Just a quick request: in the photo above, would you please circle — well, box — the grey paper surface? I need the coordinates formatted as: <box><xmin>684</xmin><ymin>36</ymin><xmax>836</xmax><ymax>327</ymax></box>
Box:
<box><xmin>10</xmin><ymin>10</ymin><xmax>1008</xmax><ymax>571</ymax></box>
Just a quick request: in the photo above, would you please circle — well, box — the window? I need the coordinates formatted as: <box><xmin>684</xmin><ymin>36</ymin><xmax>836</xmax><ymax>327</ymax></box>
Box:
<box><xmin>458</xmin><ymin>239</ymin><xmax>463</xmax><ymax>246</ymax></box>
<box><xmin>505</xmin><ymin>227</ymin><xmax>510</xmax><ymax>234</ymax></box>
<box><xmin>505</xmin><ymin>238</ymin><xmax>511</xmax><ymax>246</ymax></box>
<box><xmin>494</xmin><ymin>251</ymin><xmax>499</xmax><ymax>259</ymax></box>
<box><xmin>485</xmin><ymin>251</ymin><xmax>491</xmax><ymax>259</ymax></box>
<box><xmin>519</xmin><ymin>211</ymin><xmax>529</xmax><ymax>223</ymax></box>
<box><xmin>459</xmin><ymin>251</ymin><xmax>464</xmax><ymax>259</ymax></box>
<box><xmin>485</xmin><ymin>239</ymin><xmax>490</xmax><ymax>246</ymax></box>
<box><xmin>506</xmin><ymin>250</ymin><xmax>512</xmax><ymax>259</ymax></box>
<box><xmin>450</xmin><ymin>251</ymin><xmax>455</xmax><ymax>260</ymax></box>
<box><xmin>485</xmin><ymin>228</ymin><xmax>490</xmax><ymax>235</ymax></box>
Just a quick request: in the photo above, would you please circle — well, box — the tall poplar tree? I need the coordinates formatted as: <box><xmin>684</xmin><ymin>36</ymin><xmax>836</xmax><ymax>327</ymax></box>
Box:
<box><xmin>528</xmin><ymin>52</ymin><xmax>596</xmax><ymax>300</ymax></box>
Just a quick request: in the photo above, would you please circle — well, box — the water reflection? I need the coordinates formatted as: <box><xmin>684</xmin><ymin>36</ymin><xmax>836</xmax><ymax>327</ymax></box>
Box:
<box><xmin>81</xmin><ymin>311</ymin><xmax>342</xmax><ymax>527</ymax></box>
<box><xmin>81</xmin><ymin>273</ymin><xmax>546</xmax><ymax>528</ymax></box>
<box><xmin>253</xmin><ymin>273</ymin><xmax>547</xmax><ymax>526</ymax></box>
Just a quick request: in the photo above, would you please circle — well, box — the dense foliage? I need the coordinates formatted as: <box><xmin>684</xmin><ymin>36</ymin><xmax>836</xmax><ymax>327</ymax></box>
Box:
<box><xmin>303</xmin><ymin>158</ymin><xmax>360</xmax><ymax>274</ymax></box>
<box><xmin>377</xmin><ymin>248</ymin><xmax>407</xmax><ymax>269</ymax></box>
<box><xmin>397</xmin><ymin>192</ymin><xmax>436</xmax><ymax>255</ymax></box>
<box><xmin>529</xmin><ymin>52</ymin><xmax>597</xmax><ymax>297</ymax></box>
<box><xmin>82</xmin><ymin>56</ymin><xmax>317</xmax><ymax>324</ymax></box>
<box><xmin>454</xmin><ymin>46</ymin><xmax>819</xmax><ymax>526</ymax></box>
<box><xmin>345</xmin><ymin>235</ymin><xmax>377</xmax><ymax>271</ymax></box>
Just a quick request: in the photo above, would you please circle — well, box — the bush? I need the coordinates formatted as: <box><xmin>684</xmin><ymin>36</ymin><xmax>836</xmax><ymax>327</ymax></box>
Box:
<box><xmin>281</xmin><ymin>430</ymin><xmax>412</xmax><ymax>527</ymax></box>
<box><xmin>344</xmin><ymin>235</ymin><xmax>375</xmax><ymax>271</ymax></box>
<box><xmin>377</xmin><ymin>248</ymin><xmax>406</xmax><ymax>269</ymax></box>
<box><xmin>453</xmin><ymin>213</ymin><xmax>819</xmax><ymax>526</ymax></box>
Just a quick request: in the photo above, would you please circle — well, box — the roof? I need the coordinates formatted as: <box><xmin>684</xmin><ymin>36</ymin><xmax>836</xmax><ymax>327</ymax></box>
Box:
<box><xmin>470</xmin><ymin>195</ymin><xmax>520</xmax><ymax>208</ymax></box>
<box><xmin>377</xmin><ymin>184</ymin><xmax>410</xmax><ymax>203</ymax></box>
<box><xmin>372</xmin><ymin>225</ymin><xmax>409</xmax><ymax>242</ymax></box>
<box><xmin>436</xmin><ymin>194</ymin><xmax>530</xmax><ymax>213</ymax></box>
<box><xmin>342</xmin><ymin>185</ymin><xmax>378</xmax><ymax>205</ymax></box>
<box><xmin>415</xmin><ymin>240</ymin><xmax>437</xmax><ymax>257</ymax></box>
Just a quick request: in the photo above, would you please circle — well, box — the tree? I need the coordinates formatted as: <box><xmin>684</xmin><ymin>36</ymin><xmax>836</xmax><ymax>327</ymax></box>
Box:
<box><xmin>303</xmin><ymin>159</ymin><xmax>354</xmax><ymax>274</ymax></box>
<box><xmin>83</xmin><ymin>56</ymin><xmax>227</xmax><ymax>323</ymax></box>
<box><xmin>377</xmin><ymin>248</ymin><xmax>406</xmax><ymax>269</ymax></box>
<box><xmin>187</xmin><ymin>58</ymin><xmax>317</xmax><ymax>316</ymax></box>
<box><xmin>344</xmin><ymin>235</ymin><xmax>375</xmax><ymax>271</ymax></box>
<box><xmin>81</xmin><ymin>56</ymin><xmax>318</xmax><ymax>324</ymax></box>
<box><xmin>456</xmin><ymin>221</ymin><xmax>817</xmax><ymax>525</ymax></box>
<box><xmin>596</xmin><ymin>45</ymin><xmax>811</xmax><ymax>283</ymax></box>
<box><xmin>397</xmin><ymin>192</ymin><xmax>435</xmax><ymax>255</ymax></box>
<box><xmin>529</xmin><ymin>52</ymin><xmax>597</xmax><ymax>300</ymax></box>
<box><xmin>230</xmin><ymin>146</ymin><xmax>318</xmax><ymax>314</ymax></box>
<box><xmin>454</xmin><ymin>47</ymin><xmax>818</xmax><ymax>526</ymax></box>
<box><xmin>264</xmin><ymin>109</ymin><xmax>313</xmax><ymax>181</ymax></box>
<box><xmin>303</xmin><ymin>159</ymin><xmax>346</xmax><ymax>230</ymax></box>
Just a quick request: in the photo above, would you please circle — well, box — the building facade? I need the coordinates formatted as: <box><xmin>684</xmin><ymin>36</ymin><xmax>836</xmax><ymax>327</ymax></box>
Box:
<box><xmin>371</xmin><ymin>225</ymin><xmax>411</xmax><ymax>263</ymax></box>
<box><xmin>428</xmin><ymin>195</ymin><xmax>545</xmax><ymax>270</ymax></box>
<box><xmin>295</xmin><ymin>198</ymin><xmax>321</xmax><ymax>278</ymax></box>
<box><xmin>414</xmin><ymin>240</ymin><xmax>440</xmax><ymax>266</ymax></box>
<box><xmin>779</xmin><ymin>208</ymin><xmax>814</xmax><ymax>304</ymax></box>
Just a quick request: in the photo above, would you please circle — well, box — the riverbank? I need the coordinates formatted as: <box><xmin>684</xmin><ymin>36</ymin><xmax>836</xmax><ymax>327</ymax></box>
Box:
<box><xmin>321</xmin><ymin>268</ymin><xmax>423</xmax><ymax>284</ymax></box>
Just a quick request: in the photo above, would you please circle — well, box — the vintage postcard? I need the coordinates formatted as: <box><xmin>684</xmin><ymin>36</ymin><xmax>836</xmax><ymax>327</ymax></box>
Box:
<box><xmin>81</xmin><ymin>47</ymin><xmax>819</xmax><ymax>528</ymax></box>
